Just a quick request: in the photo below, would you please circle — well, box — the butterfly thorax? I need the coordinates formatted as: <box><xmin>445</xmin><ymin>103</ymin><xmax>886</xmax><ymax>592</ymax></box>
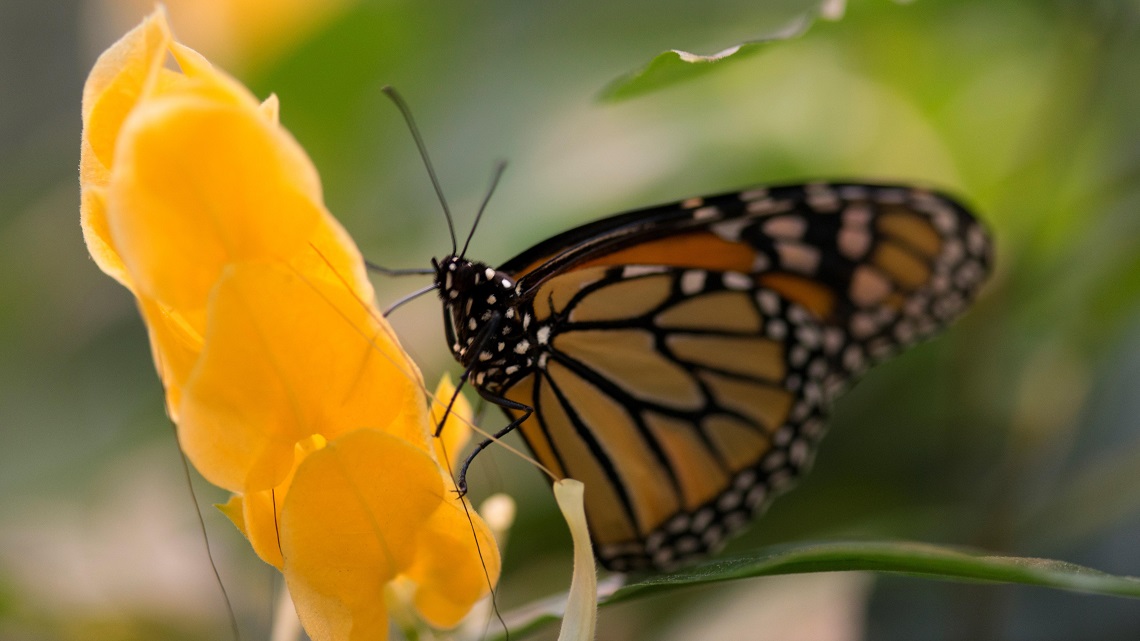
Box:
<box><xmin>434</xmin><ymin>255</ymin><xmax>537</xmax><ymax>393</ymax></box>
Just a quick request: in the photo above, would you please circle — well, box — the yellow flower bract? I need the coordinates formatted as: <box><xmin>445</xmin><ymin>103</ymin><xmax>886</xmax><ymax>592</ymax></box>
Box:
<box><xmin>80</xmin><ymin>10</ymin><xmax>499</xmax><ymax>640</ymax></box>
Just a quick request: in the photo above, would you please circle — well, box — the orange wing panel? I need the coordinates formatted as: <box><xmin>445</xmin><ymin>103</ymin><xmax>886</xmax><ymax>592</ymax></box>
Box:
<box><xmin>511</xmin><ymin>231</ymin><xmax>758</xmax><ymax>279</ymax></box>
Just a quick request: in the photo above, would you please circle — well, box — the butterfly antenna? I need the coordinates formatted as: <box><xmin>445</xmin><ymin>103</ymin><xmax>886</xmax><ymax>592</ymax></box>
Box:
<box><xmin>381</xmin><ymin>86</ymin><xmax>457</xmax><ymax>255</ymax></box>
<box><xmin>383</xmin><ymin>282</ymin><xmax>440</xmax><ymax>317</ymax></box>
<box><xmin>460</xmin><ymin>160</ymin><xmax>507</xmax><ymax>259</ymax></box>
<box><xmin>364</xmin><ymin>260</ymin><xmax>434</xmax><ymax>277</ymax></box>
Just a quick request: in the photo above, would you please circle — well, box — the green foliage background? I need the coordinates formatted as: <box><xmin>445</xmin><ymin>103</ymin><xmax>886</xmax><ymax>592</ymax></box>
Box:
<box><xmin>2</xmin><ymin>0</ymin><xmax>1140</xmax><ymax>639</ymax></box>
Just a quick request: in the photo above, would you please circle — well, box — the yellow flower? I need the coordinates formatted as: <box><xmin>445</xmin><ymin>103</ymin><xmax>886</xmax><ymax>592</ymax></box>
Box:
<box><xmin>80</xmin><ymin>10</ymin><xmax>499</xmax><ymax>639</ymax></box>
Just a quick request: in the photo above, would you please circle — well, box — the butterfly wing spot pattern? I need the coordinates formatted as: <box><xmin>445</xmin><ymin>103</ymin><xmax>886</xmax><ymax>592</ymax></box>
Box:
<box><xmin>434</xmin><ymin>182</ymin><xmax>993</xmax><ymax>572</ymax></box>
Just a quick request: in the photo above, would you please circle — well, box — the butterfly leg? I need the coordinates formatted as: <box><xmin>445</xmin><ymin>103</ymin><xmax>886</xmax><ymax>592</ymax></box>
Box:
<box><xmin>454</xmin><ymin>390</ymin><xmax>533</xmax><ymax>497</ymax></box>
<box><xmin>435</xmin><ymin>311</ymin><xmax>505</xmax><ymax>437</ymax></box>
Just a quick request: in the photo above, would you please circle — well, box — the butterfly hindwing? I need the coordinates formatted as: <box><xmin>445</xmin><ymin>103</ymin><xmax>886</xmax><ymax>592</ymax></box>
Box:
<box><xmin>501</xmin><ymin>265</ymin><xmax>832</xmax><ymax>571</ymax></box>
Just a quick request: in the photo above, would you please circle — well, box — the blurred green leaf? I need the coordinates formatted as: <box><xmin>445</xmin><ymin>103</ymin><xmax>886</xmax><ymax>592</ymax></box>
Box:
<box><xmin>1015</xmin><ymin>435</ymin><xmax>1140</xmax><ymax>551</ymax></box>
<box><xmin>598</xmin><ymin>3</ymin><xmax>834</xmax><ymax>102</ymax></box>
<box><xmin>492</xmin><ymin>540</ymin><xmax>1140</xmax><ymax>640</ymax></box>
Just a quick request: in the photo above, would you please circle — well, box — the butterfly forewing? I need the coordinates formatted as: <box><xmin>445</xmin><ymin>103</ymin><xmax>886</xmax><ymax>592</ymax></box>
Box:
<box><xmin>443</xmin><ymin>182</ymin><xmax>992</xmax><ymax>572</ymax></box>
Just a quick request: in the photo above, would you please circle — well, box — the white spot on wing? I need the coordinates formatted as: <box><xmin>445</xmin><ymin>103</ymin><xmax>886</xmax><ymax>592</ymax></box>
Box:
<box><xmin>875</xmin><ymin>188</ymin><xmax>908</xmax><ymax>205</ymax></box>
<box><xmin>745</xmin><ymin>485</ymin><xmax>768</xmax><ymax>510</ymax></box>
<box><xmin>838</xmin><ymin>227</ymin><xmax>871</xmax><ymax>260</ymax></box>
<box><xmin>739</xmin><ymin>188</ymin><xmax>769</xmax><ymax>202</ymax></box>
<box><xmin>805</xmin><ymin>183</ymin><xmax>841</xmax><ymax>211</ymax></box>
<box><xmin>623</xmin><ymin>265</ymin><xmax>668</xmax><ymax>278</ymax></box>
<box><xmin>722</xmin><ymin>271</ymin><xmax>752</xmax><ymax>291</ymax></box>
<box><xmin>850</xmin><ymin>312</ymin><xmax>878</xmax><ymax>338</ymax></box>
<box><xmin>747</xmin><ymin>198</ymin><xmax>793</xmax><ymax>215</ymax></box>
<box><xmin>766</xmin><ymin>318</ymin><xmax>787</xmax><ymax>340</ymax></box>
<box><xmin>711</xmin><ymin>218</ymin><xmax>751</xmax><ymax>241</ymax></box>
<box><xmin>667</xmin><ymin>514</ymin><xmax>690</xmax><ymax>533</ymax></box>
<box><xmin>693</xmin><ymin>205</ymin><xmax>720</xmax><ymax>220</ymax></box>
<box><xmin>932</xmin><ymin>206</ymin><xmax>958</xmax><ymax>233</ymax></box>
<box><xmin>680</xmin><ymin>270</ymin><xmax>706</xmax><ymax>295</ymax></box>
<box><xmin>849</xmin><ymin>266</ymin><xmax>892</xmax><ymax>307</ymax></box>
<box><xmin>776</xmin><ymin>243</ymin><xmax>821</xmax><ymax>274</ymax></box>
<box><xmin>734</xmin><ymin>470</ymin><xmax>757</xmax><ymax>490</ymax></box>
<box><xmin>717</xmin><ymin>491</ymin><xmax>741</xmax><ymax>511</ymax></box>
<box><xmin>843</xmin><ymin>344</ymin><xmax>865</xmax><ymax>371</ymax></box>
<box><xmin>842</xmin><ymin>202</ymin><xmax>873</xmax><ymax>226</ymax></box>
<box><xmin>756</xmin><ymin>290</ymin><xmax>780</xmax><ymax>315</ymax></box>
<box><xmin>762</xmin><ymin>216</ymin><xmax>808</xmax><ymax>239</ymax></box>
<box><xmin>789</xmin><ymin>344</ymin><xmax>809</xmax><ymax>367</ymax></box>
<box><xmin>967</xmin><ymin>225</ymin><xmax>989</xmax><ymax>257</ymax></box>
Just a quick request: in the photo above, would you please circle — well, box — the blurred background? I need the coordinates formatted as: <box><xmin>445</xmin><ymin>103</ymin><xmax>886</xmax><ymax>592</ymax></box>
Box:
<box><xmin>3</xmin><ymin>0</ymin><xmax>1140</xmax><ymax>639</ymax></box>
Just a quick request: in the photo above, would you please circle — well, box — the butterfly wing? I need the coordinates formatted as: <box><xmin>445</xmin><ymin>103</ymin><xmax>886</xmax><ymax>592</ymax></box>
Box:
<box><xmin>496</xmin><ymin>183</ymin><xmax>992</xmax><ymax>571</ymax></box>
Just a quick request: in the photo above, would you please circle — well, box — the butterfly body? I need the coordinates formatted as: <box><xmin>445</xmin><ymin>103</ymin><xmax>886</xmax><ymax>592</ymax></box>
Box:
<box><xmin>439</xmin><ymin>182</ymin><xmax>992</xmax><ymax>572</ymax></box>
<box><xmin>435</xmin><ymin>256</ymin><xmax>536</xmax><ymax>394</ymax></box>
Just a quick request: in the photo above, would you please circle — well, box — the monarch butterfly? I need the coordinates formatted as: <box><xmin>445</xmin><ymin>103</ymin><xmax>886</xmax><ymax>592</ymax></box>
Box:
<box><xmin>381</xmin><ymin>90</ymin><xmax>993</xmax><ymax>573</ymax></box>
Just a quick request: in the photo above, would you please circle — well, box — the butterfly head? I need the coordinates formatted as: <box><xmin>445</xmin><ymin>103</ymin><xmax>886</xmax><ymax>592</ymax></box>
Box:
<box><xmin>433</xmin><ymin>255</ymin><xmax>517</xmax><ymax>300</ymax></box>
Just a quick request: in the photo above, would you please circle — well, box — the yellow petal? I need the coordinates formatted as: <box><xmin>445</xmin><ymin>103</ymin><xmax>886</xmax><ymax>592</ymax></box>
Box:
<box><xmin>168</xmin><ymin>40</ymin><xmax>326</xmax><ymax>203</ymax></box>
<box><xmin>289</xmin><ymin>210</ymin><xmax>376</xmax><ymax>308</ymax></box>
<box><xmin>80</xmin><ymin>10</ymin><xmax>172</xmax><ymax>284</ymax></box>
<box><xmin>81</xmin><ymin>9</ymin><xmax>171</xmax><ymax>186</ymax></box>
<box><xmin>136</xmin><ymin>295</ymin><xmax>203</xmax><ymax>419</ymax></box>
<box><xmin>106</xmin><ymin>95</ymin><xmax>324</xmax><ymax>316</ymax></box>
<box><xmin>429</xmin><ymin>373</ymin><xmax>473</xmax><ymax>472</ymax></box>
<box><xmin>260</xmin><ymin>94</ymin><xmax>281</xmax><ymax>123</ymax></box>
<box><xmin>401</xmin><ymin>497</ymin><xmax>500</xmax><ymax>628</ymax></box>
<box><xmin>239</xmin><ymin>487</ymin><xmax>286</xmax><ymax>568</ymax></box>
<box><xmin>554</xmin><ymin>479</ymin><xmax>597</xmax><ymax>641</ymax></box>
<box><xmin>178</xmin><ymin>262</ymin><xmax>425</xmax><ymax>491</ymax></box>
<box><xmin>80</xmin><ymin>185</ymin><xmax>134</xmax><ymax>290</ymax></box>
<box><xmin>217</xmin><ymin>494</ymin><xmax>247</xmax><ymax>537</ymax></box>
<box><xmin>238</xmin><ymin>435</ymin><xmax>327</xmax><ymax>569</ymax></box>
<box><xmin>280</xmin><ymin>429</ymin><xmax>445</xmax><ymax>641</ymax></box>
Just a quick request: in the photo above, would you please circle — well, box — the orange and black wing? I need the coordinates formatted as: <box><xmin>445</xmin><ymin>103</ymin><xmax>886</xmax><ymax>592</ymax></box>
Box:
<box><xmin>496</xmin><ymin>183</ymin><xmax>992</xmax><ymax>571</ymax></box>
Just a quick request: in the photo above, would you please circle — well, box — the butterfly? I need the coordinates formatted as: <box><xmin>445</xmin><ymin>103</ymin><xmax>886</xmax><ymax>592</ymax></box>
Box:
<box><xmin>431</xmin><ymin>181</ymin><xmax>993</xmax><ymax>573</ymax></box>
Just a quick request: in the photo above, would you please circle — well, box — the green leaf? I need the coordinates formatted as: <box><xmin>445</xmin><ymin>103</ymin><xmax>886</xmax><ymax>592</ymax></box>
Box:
<box><xmin>490</xmin><ymin>540</ymin><xmax>1140</xmax><ymax>640</ymax></box>
<box><xmin>598</xmin><ymin>4</ymin><xmax>831</xmax><ymax>102</ymax></box>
